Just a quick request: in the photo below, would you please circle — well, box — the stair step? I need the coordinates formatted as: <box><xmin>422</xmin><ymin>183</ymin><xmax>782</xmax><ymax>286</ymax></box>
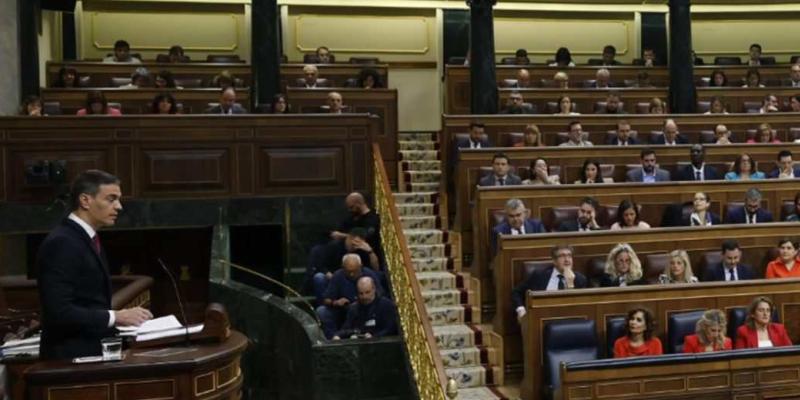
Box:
<box><xmin>433</xmin><ymin>325</ymin><xmax>476</xmax><ymax>349</ymax></box>
<box><xmin>417</xmin><ymin>271</ymin><xmax>458</xmax><ymax>290</ymax></box>
<box><xmin>407</xmin><ymin>182</ymin><xmax>440</xmax><ymax>192</ymax></box>
<box><xmin>440</xmin><ymin>347</ymin><xmax>483</xmax><ymax>368</ymax></box>
<box><xmin>401</xmin><ymin>160</ymin><xmax>442</xmax><ymax>172</ymax></box>
<box><xmin>445</xmin><ymin>365</ymin><xmax>489</xmax><ymax>388</ymax></box>
<box><xmin>393</xmin><ymin>192</ymin><xmax>437</xmax><ymax>204</ymax></box>
<box><xmin>404</xmin><ymin>229</ymin><xmax>444</xmax><ymax>245</ymax></box>
<box><xmin>427</xmin><ymin>305</ymin><xmax>469</xmax><ymax>325</ymax></box>
<box><xmin>422</xmin><ymin>289</ymin><xmax>466</xmax><ymax>307</ymax></box>
<box><xmin>396</xmin><ymin>203</ymin><xmax>435</xmax><ymax>216</ymax></box>
<box><xmin>412</xmin><ymin>257</ymin><xmax>451</xmax><ymax>272</ymax></box>
<box><xmin>399</xmin><ymin>150</ymin><xmax>439</xmax><ymax>161</ymax></box>
<box><xmin>405</xmin><ymin>170</ymin><xmax>442</xmax><ymax>183</ymax></box>
<box><xmin>398</xmin><ymin>132</ymin><xmax>436</xmax><ymax>141</ymax></box>
<box><xmin>400</xmin><ymin>215</ymin><xmax>439</xmax><ymax>230</ymax></box>
<box><xmin>458</xmin><ymin>387</ymin><xmax>506</xmax><ymax>400</ymax></box>
<box><xmin>408</xmin><ymin>244</ymin><xmax>447</xmax><ymax>258</ymax></box>
<box><xmin>398</xmin><ymin>140</ymin><xmax>438</xmax><ymax>151</ymax></box>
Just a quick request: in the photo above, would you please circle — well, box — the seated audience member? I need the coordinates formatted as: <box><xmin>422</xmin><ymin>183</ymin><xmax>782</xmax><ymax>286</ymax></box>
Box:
<box><xmin>685</xmin><ymin>191</ymin><xmax>720</xmax><ymax>226</ymax></box>
<box><xmin>600</xmin><ymin>243</ymin><xmax>648</xmax><ymax>287</ymax></box>
<box><xmin>19</xmin><ymin>95</ymin><xmax>43</xmax><ymax>116</ymax></box>
<box><xmin>120</xmin><ymin>67</ymin><xmax>150</xmax><ymax>89</ymax></box>
<box><xmin>576</xmin><ymin>159</ymin><xmax>604</xmax><ymax>184</ymax></box>
<box><xmin>709</xmin><ymin>69</ymin><xmax>728</xmax><ymax>87</ymax></box>
<box><xmin>692</xmin><ymin>50</ymin><xmax>705</xmax><ymax>66</ymax></box>
<box><xmin>456</xmin><ymin>122</ymin><xmax>491</xmax><ymax>150</ymax></box>
<box><xmin>333</xmin><ymin>276</ymin><xmax>398</xmax><ymax>340</ymax></box>
<box><xmin>557</xmin><ymin>197</ymin><xmax>602</xmax><ymax>232</ymax></box>
<box><xmin>103</xmin><ymin>40</ymin><xmax>142</xmax><ymax>64</ymax></box>
<box><xmin>641</xmin><ymin>48</ymin><xmax>658</xmax><ymax>67</ymax></box>
<box><xmin>610</xmin><ymin>200</ymin><xmax>650</xmax><ymax>230</ymax></box>
<box><xmin>313</xmin><ymin>227</ymin><xmax>382</xmax><ymax>303</ymax></box>
<box><xmin>786</xmin><ymin>192</ymin><xmax>800</xmax><ymax>221</ymax></box>
<box><xmin>626</xmin><ymin>148</ymin><xmax>671</xmax><ymax>183</ymax></box>
<box><xmin>601</xmin><ymin>45</ymin><xmax>621</xmax><ymax>66</ymax></box>
<box><xmin>634</xmin><ymin>71</ymin><xmax>653</xmax><ymax>88</ymax></box>
<box><xmin>512</xmin><ymin>244</ymin><xmax>588</xmax><ymax>322</ymax></box>
<box><xmin>54</xmin><ymin>67</ymin><xmax>80</xmax><ymax>88</ymax></box>
<box><xmin>683</xmin><ymin>309</ymin><xmax>732</xmax><ymax>353</ymax></box>
<box><xmin>759</xmin><ymin>94</ymin><xmax>780</xmax><ymax>113</ymax></box>
<box><xmin>500</xmin><ymin>91</ymin><xmax>534</xmax><ymax>114</ymax></box>
<box><xmin>705</xmin><ymin>97</ymin><xmax>728</xmax><ymax>115</ymax></box>
<box><xmin>559</xmin><ymin>121</ymin><xmax>593</xmax><ymax>147</ymax></box>
<box><xmin>76</xmin><ymin>91</ymin><xmax>122</xmax><ymax>116</ymax></box>
<box><xmin>747</xmin><ymin>122</ymin><xmax>781</xmax><ymax>144</ymax></box>
<box><xmin>607</xmin><ymin>120</ymin><xmax>638</xmax><ymax>145</ymax></box>
<box><xmin>301</xmin><ymin>65</ymin><xmax>322</xmax><ymax>88</ymax></box>
<box><xmin>491</xmin><ymin>198</ymin><xmax>545</xmax><ymax>253</ymax></box>
<box><xmin>205</xmin><ymin>87</ymin><xmax>247</xmax><ymax>114</ymax></box>
<box><xmin>329</xmin><ymin>192</ymin><xmax>381</xmax><ymax>254</ymax></box>
<box><xmin>725</xmin><ymin>153</ymin><xmax>765</xmax><ymax>180</ymax></box>
<box><xmin>597</xmin><ymin>93</ymin><xmax>623</xmax><ymax>114</ymax></box>
<box><xmin>768</xmin><ymin>150</ymin><xmax>800</xmax><ymax>179</ymax></box>
<box><xmin>315</xmin><ymin>46</ymin><xmax>332</xmax><ymax>63</ymax></box>
<box><xmin>648</xmin><ymin>97</ymin><xmax>666</xmax><ymax>114</ymax></box>
<box><xmin>522</xmin><ymin>158</ymin><xmax>559</xmax><ymax>185</ymax></box>
<box><xmin>742</xmin><ymin>68</ymin><xmax>765</xmax><ymax>88</ymax></box>
<box><xmin>555</xmin><ymin>95</ymin><xmax>579</xmax><ymax>116</ymax></box>
<box><xmin>154</xmin><ymin>70</ymin><xmax>180</xmax><ymax>89</ymax></box>
<box><xmin>728</xmin><ymin>188</ymin><xmax>773</xmax><ymax>224</ymax></box>
<box><xmin>514</xmin><ymin>48</ymin><xmax>530</xmax><ymax>65</ymax></box>
<box><xmin>654</xmin><ymin>119</ymin><xmax>688</xmax><ymax>145</ymax></box>
<box><xmin>734</xmin><ymin>296</ymin><xmax>792</xmax><ymax>348</ymax></box>
<box><xmin>677</xmin><ymin>144</ymin><xmax>719</xmax><ymax>181</ymax></box>
<box><xmin>357</xmin><ymin>68</ymin><xmax>383</xmax><ymax>89</ymax></box>
<box><xmin>659</xmin><ymin>249</ymin><xmax>699</xmax><ymax>283</ymax></box>
<box><xmin>479</xmin><ymin>153</ymin><xmax>521</xmax><ymax>186</ymax></box>
<box><xmin>790</xmin><ymin>95</ymin><xmax>800</xmax><ymax>112</ymax></box>
<box><xmin>513</xmin><ymin>124</ymin><xmax>544</xmax><ymax>147</ymax></box>
<box><xmin>271</xmin><ymin>93</ymin><xmax>289</xmax><ymax>114</ymax></box>
<box><xmin>702</xmin><ymin>239</ymin><xmax>756</xmax><ymax>282</ymax></box>
<box><xmin>593</xmin><ymin>68</ymin><xmax>613</xmax><ymax>88</ymax></box>
<box><xmin>167</xmin><ymin>45</ymin><xmax>185</xmax><ymax>63</ymax></box>
<box><xmin>210</xmin><ymin>70</ymin><xmax>237</xmax><ymax>88</ymax></box>
<box><xmin>549</xmin><ymin>47</ymin><xmax>575</xmax><ymax>67</ymax></box>
<box><xmin>788</xmin><ymin>64</ymin><xmax>800</xmax><ymax>88</ymax></box>
<box><xmin>326</xmin><ymin>91</ymin><xmax>345</xmax><ymax>114</ymax></box>
<box><xmin>514</xmin><ymin>69</ymin><xmax>532</xmax><ymax>88</ymax></box>
<box><xmin>766</xmin><ymin>238</ymin><xmax>800</xmax><ymax>279</ymax></box>
<box><xmin>151</xmin><ymin>92</ymin><xmax>178</xmax><ymax>114</ymax></box>
<box><xmin>316</xmin><ymin>254</ymin><xmax>383</xmax><ymax>339</ymax></box>
<box><xmin>553</xmin><ymin>72</ymin><xmax>569</xmax><ymax>89</ymax></box>
<box><xmin>747</xmin><ymin>43</ymin><xmax>763</xmax><ymax>66</ymax></box>
<box><xmin>714</xmin><ymin>124</ymin><xmax>733</xmax><ymax>145</ymax></box>
<box><xmin>613</xmin><ymin>308</ymin><xmax>663</xmax><ymax>358</ymax></box>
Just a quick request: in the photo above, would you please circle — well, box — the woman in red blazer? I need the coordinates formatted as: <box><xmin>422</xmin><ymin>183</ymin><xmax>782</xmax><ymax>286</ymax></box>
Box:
<box><xmin>683</xmin><ymin>309</ymin><xmax>732</xmax><ymax>353</ymax></box>
<box><xmin>614</xmin><ymin>308</ymin><xmax>663</xmax><ymax>358</ymax></box>
<box><xmin>735</xmin><ymin>296</ymin><xmax>792</xmax><ymax>349</ymax></box>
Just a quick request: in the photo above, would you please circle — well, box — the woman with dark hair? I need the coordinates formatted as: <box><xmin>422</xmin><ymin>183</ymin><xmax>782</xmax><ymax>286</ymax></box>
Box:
<box><xmin>786</xmin><ymin>192</ymin><xmax>800</xmax><ymax>222</ymax></box>
<box><xmin>765</xmin><ymin>238</ymin><xmax>800</xmax><ymax>278</ymax></box>
<box><xmin>168</xmin><ymin>45</ymin><xmax>185</xmax><ymax>63</ymax></box>
<box><xmin>76</xmin><ymin>91</ymin><xmax>121</xmax><ymax>116</ymax></box>
<box><xmin>704</xmin><ymin>96</ymin><xmax>728</xmax><ymax>115</ymax></box>
<box><xmin>709</xmin><ymin>70</ymin><xmax>728</xmax><ymax>87</ymax></box>
<box><xmin>725</xmin><ymin>153</ymin><xmax>765</xmax><ymax>180</ymax></box>
<box><xmin>555</xmin><ymin>95</ymin><xmax>579</xmax><ymax>115</ymax></box>
<box><xmin>271</xmin><ymin>93</ymin><xmax>289</xmax><ymax>114</ymax></box>
<box><xmin>54</xmin><ymin>67</ymin><xmax>80</xmax><ymax>88</ymax></box>
<box><xmin>522</xmin><ymin>158</ymin><xmax>559</xmax><ymax>185</ymax></box>
<box><xmin>613</xmin><ymin>308</ymin><xmax>663</xmax><ymax>357</ymax></box>
<box><xmin>151</xmin><ymin>92</ymin><xmax>178</xmax><ymax>114</ymax></box>
<box><xmin>734</xmin><ymin>296</ymin><xmax>792</xmax><ymax>348</ymax></box>
<box><xmin>683</xmin><ymin>309</ymin><xmax>732</xmax><ymax>353</ymax></box>
<box><xmin>743</xmin><ymin>68</ymin><xmax>765</xmax><ymax>88</ymax></box>
<box><xmin>549</xmin><ymin>47</ymin><xmax>575</xmax><ymax>67</ymax></box>
<box><xmin>610</xmin><ymin>200</ymin><xmax>650</xmax><ymax>230</ymax></box>
<box><xmin>357</xmin><ymin>68</ymin><xmax>383</xmax><ymax>89</ymax></box>
<box><xmin>685</xmin><ymin>191</ymin><xmax>720</xmax><ymax>226</ymax></box>
<box><xmin>154</xmin><ymin>70</ymin><xmax>180</xmax><ymax>89</ymax></box>
<box><xmin>576</xmin><ymin>159</ymin><xmax>604</xmax><ymax>184</ymax></box>
<box><xmin>19</xmin><ymin>95</ymin><xmax>44</xmax><ymax>116</ymax></box>
<box><xmin>790</xmin><ymin>95</ymin><xmax>800</xmax><ymax>112</ymax></box>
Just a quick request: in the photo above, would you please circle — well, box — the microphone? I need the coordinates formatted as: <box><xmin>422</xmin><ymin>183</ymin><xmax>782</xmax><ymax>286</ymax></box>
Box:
<box><xmin>157</xmin><ymin>258</ymin><xmax>191</xmax><ymax>346</ymax></box>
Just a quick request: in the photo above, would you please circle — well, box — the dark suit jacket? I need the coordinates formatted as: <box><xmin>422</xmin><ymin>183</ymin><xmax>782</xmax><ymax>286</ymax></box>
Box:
<box><xmin>499</xmin><ymin>104</ymin><xmax>536</xmax><ymax>114</ymax></box>
<box><xmin>606</xmin><ymin>137</ymin><xmax>639</xmax><ymax>145</ymax></box>
<box><xmin>479</xmin><ymin>173</ymin><xmax>522</xmax><ymax>187</ymax></box>
<box><xmin>37</xmin><ymin>219</ymin><xmax>114</xmax><ymax>360</ymax></box>
<box><xmin>556</xmin><ymin>220</ymin><xmax>603</xmax><ymax>232</ymax></box>
<box><xmin>652</xmin><ymin>134</ymin><xmax>689</xmax><ymax>145</ymax></box>
<box><xmin>676</xmin><ymin>164</ymin><xmax>720</xmax><ymax>181</ymax></box>
<box><xmin>681</xmin><ymin>211</ymin><xmax>721</xmax><ymax>226</ymax></box>
<box><xmin>454</xmin><ymin>137</ymin><xmax>491</xmax><ymax>151</ymax></box>
<box><xmin>768</xmin><ymin>166</ymin><xmax>800</xmax><ymax>178</ymax></box>
<box><xmin>491</xmin><ymin>219</ymin><xmax>545</xmax><ymax>253</ymax></box>
<box><xmin>702</xmin><ymin>263</ymin><xmax>756</xmax><ymax>282</ymax></box>
<box><xmin>626</xmin><ymin>168</ymin><xmax>671</xmax><ymax>182</ymax></box>
<box><xmin>725</xmin><ymin>207</ymin><xmax>773</xmax><ymax>224</ymax></box>
<box><xmin>511</xmin><ymin>266</ymin><xmax>588</xmax><ymax>310</ymax></box>
<box><xmin>204</xmin><ymin>104</ymin><xmax>248</xmax><ymax>114</ymax></box>
<box><xmin>598</xmin><ymin>274</ymin><xmax>649</xmax><ymax>287</ymax></box>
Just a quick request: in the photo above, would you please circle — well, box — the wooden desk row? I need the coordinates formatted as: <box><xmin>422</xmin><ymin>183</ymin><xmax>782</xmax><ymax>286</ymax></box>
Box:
<box><xmin>519</xmin><ymin>277</ymin><xmax>800</xmax><ymax>400</ymax></box>
<box><xmin>46</xmin><ymin>61</ymin><xmax>252</xmax><ymax>88</ymax></box>
<box><xmin>0</xmin><ymin>114</ymin><xmax>378</xmax><ymax>202</ymax></box>
<box><xmin>40</xmin><ymin>88</ymin><xmax>250</xmax><ymax>115</ymax></box>
<box><xmin>280</xmin><ymin>63</ymin><xmax>389</xmax><ymax>92</ymax></box>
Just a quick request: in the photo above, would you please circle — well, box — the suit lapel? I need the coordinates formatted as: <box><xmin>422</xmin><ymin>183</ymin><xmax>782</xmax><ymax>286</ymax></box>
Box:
<box><xmin>63</xmin><ymin>219</ymin><xmax>111</xmax><ymax>291</ymax></box>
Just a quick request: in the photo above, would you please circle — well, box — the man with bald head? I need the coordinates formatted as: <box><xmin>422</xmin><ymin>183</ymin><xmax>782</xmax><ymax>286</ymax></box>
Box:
<box><xmin>301</xmin><ymin>64</ymin><xmax>323</xmax><ymax>88</ymax></box>
<box><xmin>333</xmin><ymin>276</ymin><xmax>397</xmax><ymax>340</ymax></box>
<box><xmin>331</xmin><ymin>192</ymin><xmax>381</xmax><ymax>250</ymax></box>
<box><xmin>515</xmin><ymin>69</ymin><xmax>532</xmax><ymax>88</ymax></box>
<box><xmin>316</xmin><ymin>254</ymin><xmax>384</xmax><ymax>339</ymax></box>
<box><xmin>326</xmin><ymin>91</ymin><xmax>344</xmax><ymax>113</ymax></box>
<box><xmin>205</xmin><ymin>87</ymin><xmax>247</xmax><ymax>114</ymax></box>
<box><xmin>653</xmin><ymin>119</ymin><xmax>688</xmax><ymax>145</ymax></box>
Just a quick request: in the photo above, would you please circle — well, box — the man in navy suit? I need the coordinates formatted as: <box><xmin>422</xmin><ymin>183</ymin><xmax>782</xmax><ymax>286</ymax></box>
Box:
<box><xmin>626</xmin><ymin>149</ymin><xmax>671</xmax><ymax>183</ymax></box>
<box><xmin>676</xmin><ymin>144</ymin><xmax>720</xmax><ymax>181</ymax></box>
<box><xmin>511</xmin><ymin>244</ymin><xmax>588</xmax><ymax>323</ymax></box>
<box><xmin>652</xmin><ymin>119</ymin><xmax>689</xmax><ymax>145</ymax></box>
<box><xmin>479</xmin><ymin>153</ymin><xmax>522</xmax><ymax>186</ymax></box>
<box><xmin>726</xmin><ymin>188</ymin><xmax>773</xmax><ymax>224</ymax></box>
<box><xmin>768</xmin><ymin>150</ymin><xmax>800</xmax><ymax>179</ymax></box>
<box><xmin>606</xmin><ymin>120</ymin><xmax>638</xmax><ymax>145</ymax></box>
<box><xmin>454</xmin><ymin>122</ymin><xmax>491</xmax><ymax>151</ymax></box>
<box><xmin>491</xmin><ymin>198</ymin><xmax>545</xmax><ymax>254</ymax></box>
<box><xmin>37</xmin><ymin>170</ymin><xmax>152</xmax><ymax>360</ymax></box>
<box><xmin>702</xmin><ymin>240</ymin><xmax>756</xmax><ymax>282</ymax></box>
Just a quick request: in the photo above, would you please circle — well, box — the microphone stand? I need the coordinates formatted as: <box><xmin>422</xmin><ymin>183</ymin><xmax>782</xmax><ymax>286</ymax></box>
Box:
<box><xmin>157</xmin><ymin>258</ymin><xmax>191</xmax><ymax>346</ymax></box>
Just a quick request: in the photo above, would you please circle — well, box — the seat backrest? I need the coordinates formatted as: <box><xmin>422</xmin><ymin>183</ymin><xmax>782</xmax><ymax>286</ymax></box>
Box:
<box><xmin>543</xmin><ymin>319</ymin><xmax>598</xmax><ymax>393</ymax></box>
<box><xmin>605</xmin><ymin>316</ymin><xmax>627</xmax><ymax>358</ymax></box>
<box><xmin>349</xmin><ymin>57</ymin><xmax>379</xmax><ymax>64</ymax></box>
<box><xmin>727</xmin><ymin>307</ymin><xmax>747</xmax><ymax>344</ymax></box>
<box><xmin>111</xmin><ymin>77</ymin><xmax>132</xmax><ymax>87</ymax></box>
<box><xmin>726</xmin><ymin>203</ymin><xmax>744</xmax><ymax>221</ymax></box>
<box><xmin>760</xmin><ymin>56</ymin><xmax>776</xmax><ymax>65</ymax></box>
<box><xmin>207</xmin><ymin>54</ymin><xmax>243</xmax><ymax>63</ymax></box>
<box><xmin>501</xmin><ymin>79</ymin><xmax>518</xmax><ymax>88</ymax></box>
<box><xmin>500</xmin><ymin>132</ymin><xmax>524</xmax><ymax>147</ymax></box>
<box><xmin>743</xmin><ymin>101</ymin><xmax>761</xmax><ymax>113</ymax></box>
<box><xmin>635</xmin><ymin>102</ymin><xmax>649</xmax><ymax>114</ymax></box>
<box><xmin>586</xmin><ymin>257</ymin><xmax>606</xmax><ymax>286</ymax></box>
<box><xmin>155</xmin><ymin>54</ymin><xmax>170</xmax><ymax>63</ymax></box>
<box><xmin>699</xmin><ymin>130</ymin><xmax>716</xmax><ymax>144</ymax></box>
<box><xmin>586</xmin><ymin>58</ymin><xmax>604</xmax><ymax>66</ymax></box>
<box><xmin>791</xmin><ymin>55</ymin><xmax>800</xmax><ymax>64</ymax></box>
<box><xmin>344</xmin><ymin>78</ymin><xmax>359</xmax><ymax>88</ymax></box>
<box><xmin>43</xmin><ymin>101</ymin><xmax>62</xmax><ymax>115</ymax></box>
<box><xmin>175</xmin><ymin>78</ymin><xmax>203</xmax><ymax>88</ymax></box>
<box><xmin>781</xmin><ymin>200</ymin><xmax>795</xmax><ymax>221</ymax></box>
<box><xmin>700</xmin><ymin>251</ymin><xmax>722</xmax><ymax>280</ymax></box>
<box><xmin>697</xmin><ymin>77</ymin><xmax>711</xmax><ymax>87</ymax></box>
<box><xmin>697</xmin><ymin>101</ymin><xmax>711</xmax><ymax>113</ymax></box>
<box><xmin>500</xmin><ymin>57</ymin><xmax>517</xmax><ymax>65</ymax></box>
<box><xmin>644</xmin><ymin>253</ymin><xmax>669</xmax><ymax>283</ymax></box>
<box><xmin>448</xmin><ymin>56</ymin><xmax>466</xmax><ymax>65</ymax></box>
<box><xmin>582</xmin><ymin>79</ymin><xmax>597</xmax><ymax>88</ymax></box>
<box><xmin>548</xmin><ymin>206</ymin><xmax>578</xmax><ymax>232</ymax></box>
<box><xmin>667</xmin><ymin>310</ymin><xmax>705</xmax><ymax>353</ymax></box>
<box><xmin>714</xmin><ymin>56</ymin><xmax>742</xmax><ymax>65</ymax></box>
<box><xmin>521</xmin><ymin>260</ymin><xmax>554</xmax><ymax>286</ymax></box>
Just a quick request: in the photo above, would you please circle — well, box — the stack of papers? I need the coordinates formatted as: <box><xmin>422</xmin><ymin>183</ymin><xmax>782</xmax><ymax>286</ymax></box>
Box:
<box><xmin>118</xmin><ymin>315</ymin><xmax>203</xmax><ymax>342</ymax></box>
<box><xmin>1</xmin><ymin>336</ymin><xmax>40</xmax><ymax>358</ymax></box>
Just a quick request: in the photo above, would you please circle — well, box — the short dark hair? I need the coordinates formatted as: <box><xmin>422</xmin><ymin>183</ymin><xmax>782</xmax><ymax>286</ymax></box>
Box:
<box><xmin>750</xmin><ymin>43</ymin><xmax>762</xmax><ymax>52</ymax></box>
<box><xmin>721</xmin><ymin>239</ymin><xmax>740</xmax><ymax>253</ymax></box>
<box><xmin>617</xmin><ymin>120</ymin><xmax>630</xmax><ymax>129</ymax></box>
<box><xmin>778</xmin><ymin>150</ymin><xmax>793</xmax><ymax>160</ymax></box>
<box><xmin>151</xmin><ymin>92</ymin><xmax>177</xmax><ymax>114</ymax></box>
<box><xmin>625</xmin><ymin>307</ymin><xmax>655</xmax><ymax>341</ymax></box>
<box><xmin>603</xmin><ymin>45</ymin><xmax>616</xmax><ymax>55</ymax></box>
<box><xmin>114</xmin><ymin>40</ymin><xmax>130</xmax><ymax>50</ymax></box>
<box><xmin>580</xmin><ymin>159</ymin><xmax>604</xmax><ymax>183</ymax></box>
<box><xmin>616</xmin><ymin>199</ymin><xmax>640</xmax><ymax>226</ymax></box>
<box><xmin>69</xmin><ymin>170</ymin><xmax>121</xmax><ymax>211</ymax></box>
<box><xmin>515</xmin><ymin>48</ymin><xmax>528</xmax><ymax>57</ymax></box>
<box><xmin>550</xmin><ymin>244</ymin><xmax>574</xmax><ymax>260</ymax></box>
<box><xmin>469</xmin><ymin>122</ymin><xmax>485</xmax><ymax>130</ymax></box>
<box><xmin>84</xmin><ymin>91</ymin><xmax>108</xmax><ymax>114</ymax></box>
<box><xmin>580</xmin><ymin>196</ymin><xmax>598</xmax><ymax>210</ymax></box>
<box><xmin>168</xmin><ymin>45</ymin><xmax>184</xmax><ymax>56</ymax></box>
<box><xmin>746</xmin><ymin>296</ymin><xmax>773</xmax><ymax>329</ymax></box>
<box><xmin>568</xmin><ymin>120</ymin><xmax>581</xmax><ymax>131</ymax></box>
<box><xmin>640</xmin><ymin>148</ymin><xmax>656</xmax><ymax>159</ymax></box>
<box><xmin>777</xmin><ymin>237</ymin><xmax>798</xmax><ymax>250</ymax></box>
<box><xmin>492</xmin><ymin>152</ymin><xmax>510</xmax><ymax>164</ymax></box>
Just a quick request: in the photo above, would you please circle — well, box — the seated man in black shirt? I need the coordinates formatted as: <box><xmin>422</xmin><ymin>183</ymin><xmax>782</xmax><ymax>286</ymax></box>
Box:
<box><xmin>311</xmin><ymin>227</ymin><xmax>380</xmax><ymax>303</ymax></box>
<box><xmin>330</xmin><ymin>192</ymin><xmax>381</xmax><ymax>253</ymax></box>
<box><xmin>333</xmin><ymin>276</ymin><xmax>398</xmax><ymax>340</ymax></box>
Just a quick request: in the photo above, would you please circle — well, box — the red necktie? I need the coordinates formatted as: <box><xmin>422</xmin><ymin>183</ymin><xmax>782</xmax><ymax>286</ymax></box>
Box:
<box><xmin>92</xmin><ymin>235</ymin><xmax>101</xmax><ymax>255</ymax></box>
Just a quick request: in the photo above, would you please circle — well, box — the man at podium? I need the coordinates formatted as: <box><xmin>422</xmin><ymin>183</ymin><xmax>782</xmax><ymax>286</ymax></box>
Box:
<box><xmin>37</xmin><ymin>170</ymin><xmax>152</xmax><ymax>360</ymax></box>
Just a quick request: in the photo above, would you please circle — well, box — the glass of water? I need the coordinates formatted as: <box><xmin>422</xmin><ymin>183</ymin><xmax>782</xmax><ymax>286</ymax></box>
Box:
<box><xmin>101</xmin><ymin>337</ymin><xmax>123</xmax><ymax>361</ymax></box>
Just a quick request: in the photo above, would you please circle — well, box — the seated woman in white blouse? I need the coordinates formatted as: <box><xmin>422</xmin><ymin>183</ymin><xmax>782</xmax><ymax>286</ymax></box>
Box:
<box><xmin>610</xmin><ymin>199</ymin><xmax>650</xmax><ymax>230</ymax></box>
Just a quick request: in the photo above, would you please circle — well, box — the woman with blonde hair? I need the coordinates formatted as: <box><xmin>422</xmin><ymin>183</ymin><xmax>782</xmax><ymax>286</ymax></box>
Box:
<box><xmin>683</xmin><ymin>309</ymin><xmax>732</xmax><ymax>353</ymax></box>
<box><xmin>600</xmin><ymin>243</ymin><xmax>648</xmax><ymax>287</ymax></box>
<box><xmin>659</xmin><ymin>250</ymin><xmax>699</xmax><ymax>284</ymax></box>
<box><xmin>513</xmin><ymin>124</ymin><xmax>545</xmax><ymax>147</ymax></box>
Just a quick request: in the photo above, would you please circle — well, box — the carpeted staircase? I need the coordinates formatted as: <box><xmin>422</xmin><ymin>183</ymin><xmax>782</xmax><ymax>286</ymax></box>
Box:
<box><xmin>395</xmin><ymin>133</ymin><xmax>506</xmax><ymax>400</ymax></box>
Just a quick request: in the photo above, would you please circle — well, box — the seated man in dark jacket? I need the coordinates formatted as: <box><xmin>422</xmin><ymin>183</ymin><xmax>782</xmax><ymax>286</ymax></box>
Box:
<box><xmin>702</xmin><ymin>240</ymin><xmax>756</xmax><ymax>282</ymax></box>
<box><xmin>726</xmin><ymin>188</ymin><xmax>773</xmax><ymax>224</ymax></box>
<box><xmin>676</xmin><ymin>144</ymin><xmax>719</xmax><ymax>181</ymax></box>
<box><xmin>333</xmin><ymin>276</ymin><xmax>398</xmax><ymax>340</ymax></box>
<box><xmin>316</xmin><ymin>254</ymin><xmax>383</xmax><ymax>339</ymax></box>
<box><xmin>491</xmin><ymin>198</ymin><xmax>545</xmax><ymax>254</ymax></box>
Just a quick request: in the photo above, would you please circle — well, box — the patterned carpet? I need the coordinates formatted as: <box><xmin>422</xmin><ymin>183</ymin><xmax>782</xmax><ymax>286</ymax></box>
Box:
<box><xmin>395</xmin><ymin>133</ymin><xmax>506</xmax><ymax>399</ymax></box>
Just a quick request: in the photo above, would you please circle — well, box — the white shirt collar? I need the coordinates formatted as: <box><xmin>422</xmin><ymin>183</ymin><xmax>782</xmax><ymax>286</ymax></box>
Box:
<box><xmin>511</xmin><ymin>224</ymin><xmax>526</xmax><ymax>235</ymax></box>
<box><xmin>68</xmin><ymin>213</ymin><xmax>96</xmax><ymax>239</ymax></box>
<box><xmin>724</xmin><ymin>265</ymin><xmax>738</xmax><ymax>281</ymax></box>
<box><xmin>546</xmin><ymin>267</ymin><xmax>563</xmax><ymax>291</ymax></box>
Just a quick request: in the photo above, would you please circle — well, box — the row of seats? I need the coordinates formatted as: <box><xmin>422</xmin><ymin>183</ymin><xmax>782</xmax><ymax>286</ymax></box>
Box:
<box><xmin>449</xmin><ymin>55</ymin><xmax>796</xmax><ymax>66</ymax></box>
<box><xmin>57</xmin><ymin>76</ymin><xmax>245</xmax><ymax>89</ymax></box>
<box><xmin>300</xmin><ymin>54</ymin><xmax>381</xmax><ymax>64</ymax></box>
<box><xmin>496</xmin><ymin>99</ymin><xmax>796</xmax><ymax>115</ymax></box>
<box><xmin>501</xmin><ymin>76</ymin><xmax>800</xmax><ymax>89</ymax></box>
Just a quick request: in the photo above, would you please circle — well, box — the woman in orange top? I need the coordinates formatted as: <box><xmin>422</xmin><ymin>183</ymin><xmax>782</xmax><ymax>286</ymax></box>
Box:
<box><xmin>765</xmin><ymin>238</ymin><xmax>800</xmax><ymax>278</ymax></box>
<box><xmin>683</xmin><ymin>309</ymin><xmax>732</xmax><ymax>353</ymax></box>
<box><xmin>613</xmin><ymin>308</ymin><xmax>663</xmax><ymax>358</ymax></box>
<box><xmin>735</xmin><ymin>296</ymin><xmax>792</xmax><ymax>349</ymax></box>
